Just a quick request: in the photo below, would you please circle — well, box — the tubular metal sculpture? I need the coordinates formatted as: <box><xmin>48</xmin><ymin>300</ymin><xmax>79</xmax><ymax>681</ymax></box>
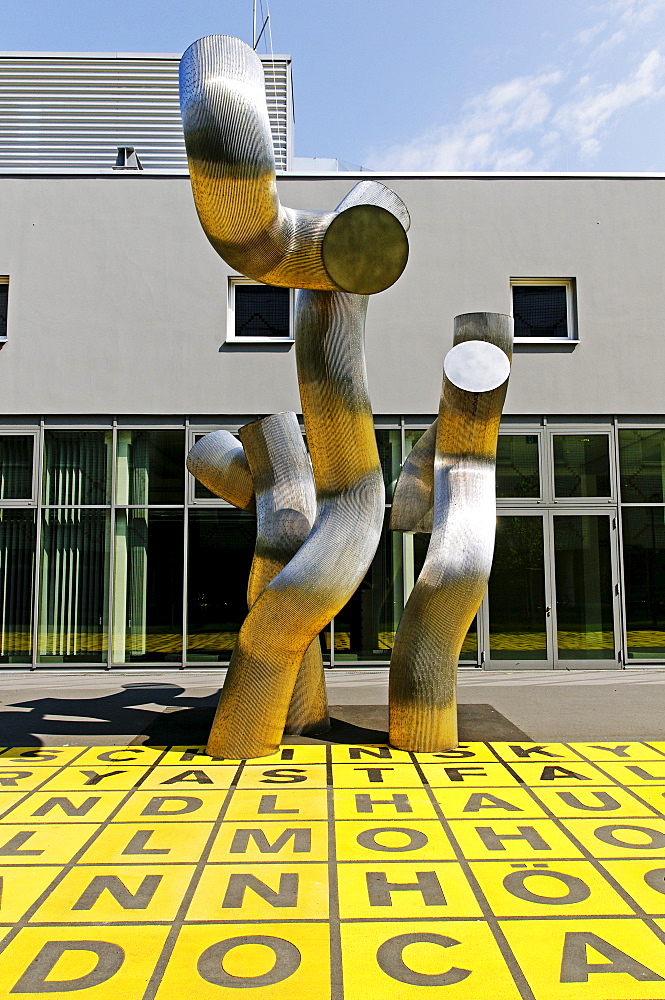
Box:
<box><xmin>179</xmin><ymin>35</ymin><xmax>408</xmax><ymax>294</ymax></box>
<box><xmin>186</xmin><ymin>418</ymin><xmax>328</xmax><ymax>737</ymax></box>
<box><xmin>187</xmin><ymin>430</ymin><xmax>254</xmax><ymax>512</ymax></box>
<box><xmin>241</xmin><ymin>413</ymin><xmax>329</xmax><ymax>736</ymax></box>
<box><xmin>181</xmin><ymin>34</ymin><xmax>514</xmax><ymax>757</ymax></box>
<box><xmin>389</xmin><ymin>313</ymin><xmax>513</xmax><ymax>751</ymax></box>
<box><xmin>180</xmin><ymin>35</ymin><xmax>409</xmax><ymax>758</ymax></box>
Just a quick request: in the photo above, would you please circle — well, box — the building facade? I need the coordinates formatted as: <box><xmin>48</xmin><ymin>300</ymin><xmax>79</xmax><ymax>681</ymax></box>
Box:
<box><xmin>1</xmin><ymin>58</ymin><xmax>664</xmax><ymax>671</ymax></box>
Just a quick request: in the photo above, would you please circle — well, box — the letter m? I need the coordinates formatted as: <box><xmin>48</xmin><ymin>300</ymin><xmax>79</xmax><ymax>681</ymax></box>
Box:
<box><xmin>230</xmin><ymin>828</ymin><xmax>311</xmax><ymax>854</ymax></box>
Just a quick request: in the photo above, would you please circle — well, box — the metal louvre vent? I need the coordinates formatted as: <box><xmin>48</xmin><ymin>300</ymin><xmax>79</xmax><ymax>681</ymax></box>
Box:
<box><xmin>0</xmin><ymin>52</ymin><xmax>293</xmax><ymax>172</ymax></box>
<box><xmin>261</xmin><ymin>57</ymin><xmax>292</xmax><ymax>172</ymax></box>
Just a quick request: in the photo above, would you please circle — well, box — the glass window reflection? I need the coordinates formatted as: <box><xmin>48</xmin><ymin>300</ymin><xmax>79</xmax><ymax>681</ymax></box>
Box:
<box><xmin>0</xmin><ymin>436</ymin><xmax>34</xmax><ymax>500</ymax></box>
<box><xmin>112</xmin><ymin>510</ymin><xmax>183</xmax><ymax>663</ymax></box>
<box><xmin>0</xmin><ymin>509</ymin><xmax>35</xmax><ymax>663</ymax></box>
<box><xmin>116</xmin><ymin>430</ymin><xmax>185</xmax><ymax>505</ymax></box>
<box><xmin>43</xmin><ymin>431</ymin><xmax>111</xmax><ymax>505</ymax></box>
<box><xmin>187</xmin><ymin>510</ymin><xmax>255</xmax><ymax>662</ymax></box>
<box><xmin>619</xmin><ymin>429</ymin><xmax>665</xmax><ymax>503</ymax></box>
<box><xmin>489</xmin><ymin>516</ymin><xmax>547</xmax><ymax>661</ymax></box>
<box><xmin>496</xmin><ymin>435</ymin><xmax>540</xmax><ymax>498</ymax></box>
<box><xmin>376</xmin><ymin>430</ymin><xmax>401</xmax><ymax>500</ymax></box>
<box><xmin>553</xmin><ymin>435</ymin><xmax>611</xmax><ymax>498</ymax></box>
<box><xmin>622</xmin><ymin>507</ymin><xmax>665</xmax><ymax>659</ymax></box>
<box><xmin>333</xmin><ymin>514</ymin><xmax>404</xmax><ymax>661</ymax></box>
<box><xmin>37</xmin><ymin>509</ymin><xmax>109</xmax><ymax>663</ymax></box>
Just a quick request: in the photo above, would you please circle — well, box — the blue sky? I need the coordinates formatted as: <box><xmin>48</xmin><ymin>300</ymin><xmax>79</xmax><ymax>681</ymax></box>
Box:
<box><xmin>3</xmin><ymin>0</ymin><xmax>665</xmax><ymax>171</ymax></box>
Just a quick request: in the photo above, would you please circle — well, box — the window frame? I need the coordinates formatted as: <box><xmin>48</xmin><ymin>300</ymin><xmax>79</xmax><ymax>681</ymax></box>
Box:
<box><xmin>226</xmin><ymin>276</ymin><xmax>294</xmax><ymax>344</ymax></box>
<box><xmin>548</xmin><ymin>427</ymin><xmax>616</xmax><ymax>505</ymax></box>
<box><xmin>188</xmin><ymin>427</ymin><xmax>248</xmax><ymax>506</ymax></box>
<box><xmin>0</xmin><ymin>276</ymin><xmax>8</xmax><ymax>344</ymax></box>
<box><xmin>495</xmin><ymin>428</ymin><xmax>544</xmax><ymax>506</ymax></box>
<box><xmin>510</xmin><ymin>277</ymin><xmax>578</xmax><ymax>344</ymax></box>
<box><xmin>0</xmin><ymin>429</ymin><xmax>39</xmax><ymax>505</ymax></box>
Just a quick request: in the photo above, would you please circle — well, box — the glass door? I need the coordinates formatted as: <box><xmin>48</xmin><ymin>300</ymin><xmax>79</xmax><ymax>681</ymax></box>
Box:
<box><xmin>487</xmin><ymin>513</ymin><xmax>553</xmax><ymax>667</ymax></box>
<box><xmin>486</xmin><ymin>510</ymin><xmax>621</xmax><ymax>668</ymax></box>
<box><xmin>550</xmin><ymin>511</ymin><xmax>620</xmax><ymax>668</ymax></box>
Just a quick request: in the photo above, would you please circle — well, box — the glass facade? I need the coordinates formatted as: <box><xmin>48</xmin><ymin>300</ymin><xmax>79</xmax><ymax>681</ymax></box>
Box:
<box><xmin>0</xmin><ymin>418</ymin><xmax>663</xmax><ymax>668</ymax></box>
<box><xmin>553</xmin><ymin>434</ymin><xmax>611</xmax><ymax>498</ymax></box>
<box><xmin>496</xmin><ymin>435</ymin><xmax>540</xmax><ymax>499</ymax></box>
<box><xmin>489</xmin><ymin>516</ymin><xmax>547</xmax><ymax>661</ymax></box>
<box><xmin>553</xmin><ymin>515</ymin><xmax>614</xmax><ymax>660</ymax></box>
<box><xmin>0</xmin><ymin>509</ymin><xmax>35</xmax><ymax>663</ymax></box>
<box><xmin>0</xmin><ymin>435</ymin><xmax>34</xmax><ymax>500</ymax></box>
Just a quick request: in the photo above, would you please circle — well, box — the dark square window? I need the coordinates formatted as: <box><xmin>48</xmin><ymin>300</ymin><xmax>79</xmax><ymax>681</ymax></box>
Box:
<box><xmin>233</xmin><ymin>284</ymin><xmax>290</xmax><ymax>339</ymax></box>
<box><xmin>512</xmin><ymin>283</ymin><xmax>570</xmax><ymax>339</ymax></box>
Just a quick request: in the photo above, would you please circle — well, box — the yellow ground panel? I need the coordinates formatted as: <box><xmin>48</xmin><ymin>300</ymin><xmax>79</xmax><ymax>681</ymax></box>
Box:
<box><xmin>1</xmin><ymin>741</ymin><xmax>665</xmax><ymax>999</ymax></box>
<box><xmin>531</xmin><ymin>784</ymin><xmax>661</xmax><ymax>819</ymax></box>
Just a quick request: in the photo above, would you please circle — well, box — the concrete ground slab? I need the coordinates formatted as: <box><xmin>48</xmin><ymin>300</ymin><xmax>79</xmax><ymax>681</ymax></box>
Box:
<box><xmin>1</xmin><ymin>741</ymin><xmax>665</xmax><ymax>997</ymax></box>
<box><xmin>2</xmin><ymin>668</ymin><xmax>665</xmax><ymax>746</ymax></box>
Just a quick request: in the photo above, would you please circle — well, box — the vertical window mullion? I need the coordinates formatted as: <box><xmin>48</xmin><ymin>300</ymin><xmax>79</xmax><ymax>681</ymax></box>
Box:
<box><xmin>30</xmin><ymin>419</ymin><xmax>45</xmax><ymax>669</ymax></box>
<box><xmin>106</xmin><ymin>419</ymin><xmax>118</xmax><ymax>669</ymax></box>
<box><xmin>182</xmin><ymin>418</ymin><xmax>190</xmax><ymax>669</ymax></box>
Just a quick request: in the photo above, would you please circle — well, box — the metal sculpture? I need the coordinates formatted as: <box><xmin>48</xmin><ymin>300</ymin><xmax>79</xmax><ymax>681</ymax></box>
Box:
<box><xmin>179</xmin><ymin>34</ymin><xmax>408</xmax><ymax>294</ymax></box>
<box><xmin>240</xmin><ymin>414</ymin><xmax>328</xmax><ymax>736</ymax></box>
<box><xmin>187</xmin><ymin>430</ymin><xmax>254</xmax><ymax>512</ymax></box>
<box><xmin>180</xmin><ymin>35</ymin><xmax>409</xmax><ymax>758</ymax></box>
<box><xmin>187</xmin><ymin>416</ymin><xmax>329</xmax><ymax>737</ymax></box>
<box><xmin>389</xmin><ymin>313</ymin><xmax>513</xmax><ymax>751</ymax></box>
<box><xmin>181</xmin><ymin>34</ymin><xmax>514</xmax><ymax>758</ymax></box>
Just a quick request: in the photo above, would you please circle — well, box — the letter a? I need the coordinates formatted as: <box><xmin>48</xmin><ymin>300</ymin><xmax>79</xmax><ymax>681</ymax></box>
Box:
<box><xmin>560</xmin><ymin>931</ymin><xmax>664</xmax><ymax>983</ymax></box>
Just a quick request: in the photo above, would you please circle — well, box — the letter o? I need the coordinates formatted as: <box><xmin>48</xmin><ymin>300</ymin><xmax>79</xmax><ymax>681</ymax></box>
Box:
<box><xmin>197</xmin><ymin>936</ymin><xmax>301</xmax><ymax>987</ymax></box>
<box><xmin>594</xmin><ymin>825</ymin><xmax>665</xmax><ymax>850</ymax></box>
<box><xmin>356</xmin><ymin>827</ymin><xmax>428</xmax><ymax>852</ymax></box>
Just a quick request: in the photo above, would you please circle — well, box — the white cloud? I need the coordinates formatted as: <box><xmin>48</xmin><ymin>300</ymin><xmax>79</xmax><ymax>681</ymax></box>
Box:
<box><xmin>371</xmin><ymin>72</ymin><xmax>561</xmax><ymax>172</ymax></box>
<box><xmin>554</xmin><ymin>49</ymin><xmax>665</xmax><ymax>158</ymax></box>
<box><xmin>367</xmin><ymin>4</ymin><xmax>665</xmax><ymax>172</ymax></box>
<box><xmin>615</xmin><ymin>0</ymin><xmax>665</xmax><ymax>25</ymax></box>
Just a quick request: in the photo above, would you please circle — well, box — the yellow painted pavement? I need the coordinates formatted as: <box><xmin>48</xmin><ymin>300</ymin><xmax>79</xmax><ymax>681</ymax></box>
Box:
<box><xmin>2</xmin><ymin>741</ymin><xmax>665</xmax><ymax>997</ymax></box>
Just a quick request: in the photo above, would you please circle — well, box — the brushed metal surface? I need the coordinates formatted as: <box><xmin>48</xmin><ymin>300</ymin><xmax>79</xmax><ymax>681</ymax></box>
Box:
<box><xmin>179</xmin><ymin>35</ymin><xmax>409</xmax><ymax>293</ymax></box>
<box><xmin>391</xmin><ymin>312</ymin><xmax>514</xmax><ymax>533</ymax></box>
<box><xmin>240</xmin><ymin>413</ymin><xmax>329</xmax><ymax>737</ymax></box>
<box><xmin>207</xmin><ymin>291</ymin><xmax>385</xmax><ymax>758</ymax></box>
<box><xmin>389</xmin><ymin>313</ymin><xmax>513</xmax><ymax>751</ymax></box>
<box><xmin>186</xmin><ymin>429</ymin><xmax>255</xmax><ymax>511</ymax></box>
<box><xmin>186</xmin><ymin>419</ymin><xmax>328</xmax><ymax>736</ymax></box>
<box><xmin>180</xmin><ymin>33</ymin><xmax>408</xmax><ymax>758</ymax></box>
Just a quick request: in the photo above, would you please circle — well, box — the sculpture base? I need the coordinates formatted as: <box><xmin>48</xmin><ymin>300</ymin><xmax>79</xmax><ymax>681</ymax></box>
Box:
<box><xmin>1</xmin><ymin>740</ymin><xmax>665</xmax><ymax>997</ymax></box>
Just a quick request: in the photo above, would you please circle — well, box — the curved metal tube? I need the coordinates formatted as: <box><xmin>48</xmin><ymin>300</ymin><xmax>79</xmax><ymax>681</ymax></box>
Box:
<box><xmin>207</xmin><ymin>291</ymin><xmax>385</xmax><ymax>758</ymax></box>
<box><xmin>389</xmin><ymin>420</ymin><xmax>437</xmax><ymax>533</ymax></box>
<box><xmin>180</xmin><ymin>35</ymin><xmax>409</xmax><ymax>293</ymax></box>
<box><xmin>239</xmin><ymin>413</ymin><xmax>329</xmax><ymax>736</ymax></box>
<box><xmin>390</xmin><ymin>313</ymin><xmax>514</xmax><ymax>533</ymax></box>
<box><xmin>389</xmin><ymin>313</ymin><xmax>513</xmax><ymax>752</ymax></box>
<box><xmin>186</xmin><ymin>421</ymin><xmax>328</xmax><ymax>735</ymax></box>
<box><xmin>186</xmin><ymin>430</ymin><xmax>255</xmax><ymax>511</ymax></box>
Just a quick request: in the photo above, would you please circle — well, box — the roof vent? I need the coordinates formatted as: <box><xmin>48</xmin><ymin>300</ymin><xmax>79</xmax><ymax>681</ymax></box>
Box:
<box><xmin>114</xmin><ymin>146</ymin><xmax>143</xmax><ymax>170</ymax></box>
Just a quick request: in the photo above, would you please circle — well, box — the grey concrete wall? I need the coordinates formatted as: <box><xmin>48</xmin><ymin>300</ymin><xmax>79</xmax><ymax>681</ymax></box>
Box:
<box><xmin>0</xmin><ymin>173</ymin><xmax>662</xmax><ymax>416</ymax></box>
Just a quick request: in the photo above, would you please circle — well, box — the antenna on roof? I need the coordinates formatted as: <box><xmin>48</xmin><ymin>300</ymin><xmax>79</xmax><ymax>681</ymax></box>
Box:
<box><xmin>252</xmin><ymin>0</ymin><xmax>270</xmax><ymax>50</ymax></box>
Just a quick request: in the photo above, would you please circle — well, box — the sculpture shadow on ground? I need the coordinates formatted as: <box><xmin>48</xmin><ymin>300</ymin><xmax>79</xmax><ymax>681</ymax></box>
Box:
<box><xmin>0</xmin><ymin>683</ymin><xmax>218</xmax><ymax>747</ymax></box>
<box><xmin>0</xmin><ymin>684</ymin><xmax>529</xmax><ymax>747</ymax></box>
